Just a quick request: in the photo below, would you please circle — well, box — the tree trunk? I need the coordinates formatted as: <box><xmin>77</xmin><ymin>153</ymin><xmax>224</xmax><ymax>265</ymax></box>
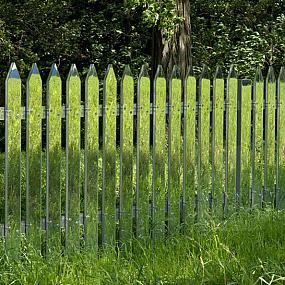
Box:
<box><xmin>151</xmin><ymin>25</ymin><xmax>163</xmax><ymax>79</ymax></box>
<box><xmin>152</xmin><ymin>0</ymin><xmax>192</xmax><ymax>80</ymax></box>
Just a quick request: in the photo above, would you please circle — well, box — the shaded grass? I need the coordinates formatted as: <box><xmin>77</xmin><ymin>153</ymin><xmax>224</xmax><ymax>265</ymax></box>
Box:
<box><xmin>0</xmin><ymin>208</ymin><xmax>285</xmax><ymax>284</ymax></box>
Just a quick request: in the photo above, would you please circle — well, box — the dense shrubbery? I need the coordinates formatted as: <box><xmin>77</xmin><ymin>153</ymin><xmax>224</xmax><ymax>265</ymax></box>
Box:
<box><xmin>0</xmin><ymin>0</ymin><xmax>284</xmax><ymax>81</ymax></box>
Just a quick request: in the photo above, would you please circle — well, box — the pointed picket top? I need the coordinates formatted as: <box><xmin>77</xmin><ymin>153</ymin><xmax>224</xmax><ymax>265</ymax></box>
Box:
<box><xmin>214</xmin><ymin>65</ymin><xmax>223</xmax><ymax>79</ymax></box>
<box><xmin>7</xmin><ymin>62</ymin><xmax>20</xmax><ymax>79</ymax></box>
<box><xmin>186</xmin><ymin>65</ymin><xmax>194</xmax><ymax>77</ymax></box>
<box><xmin>170</xmin><ymin>65</ymin><xmax>180</xmax><ymax>79</ymax></box>
<box><xmin>104</xmin><ymin>64</ymin><xmax>116</xmax><ymax>81</ymax></box>
<box><xmin>47</xmin><ymin>63</ymin><xmax>60</xmax><ymax>81</ymax></box>
<box><xmin>200</xmin><ymin>64</ymin><xmax>209</xmax><ymax>79</ymax></box>
<box><xmin>27</xmin><ymin>63</ymin><xmax>41</xmax><ymax>82</ymax></box>
<box><xmin>30</xmin><ymin>63</ymin><xmax>40</xmax><ymax>75</ymax></box>
<box><xmin>278</xmin><ymin>66</ymin><xmax>285</xmax><ymax>82</ymax></box>
<box><xmin>228</xmin><ymin>64</ymin><xmax>238</xmax><ymax>79</ymax></box>
<box><xmin>139</xmin><ymin>64</ymin><xmax>149</xmax><ymax>78</ymax></box>
<box><xmin>67</xmin><ymin>64</ymin><xmax>79</xmax><ymax>80</ymax></box>
<box><xmin>122</xmin><ymin>64</ymin><xmax>132</xmax><ymax>79</ymax></box>
<box><xmin>86</xmin><ymin>64</ymin><xmax>97</xmax><ymax>79</ymax></box>
<box><xmin>254</xmin><ymin>66</ymin><xmax>263</xmax><ymax>82</ymax></box>
<box><xmin>155</xmin><ymin>65</ymin><xmax>164</xmax><ymax>79</ymax></box>
<box><xmin>267</xmin><ymin>66</ymin><xmax>275</xmax><ymax>82</ymax></box>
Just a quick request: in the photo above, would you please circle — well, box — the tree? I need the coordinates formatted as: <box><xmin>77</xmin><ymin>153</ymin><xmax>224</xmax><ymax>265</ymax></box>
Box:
<box><xmin>126</xmin><ymin>0</ymin><xmax>191</xmax><ymax>79</ymax></box>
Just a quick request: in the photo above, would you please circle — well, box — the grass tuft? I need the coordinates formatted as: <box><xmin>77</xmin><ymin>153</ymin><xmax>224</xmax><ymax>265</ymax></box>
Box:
<box><xmin>0</xmin><ymin>209</ymin><xmax>285</xmax><ymax>284</ymax></box>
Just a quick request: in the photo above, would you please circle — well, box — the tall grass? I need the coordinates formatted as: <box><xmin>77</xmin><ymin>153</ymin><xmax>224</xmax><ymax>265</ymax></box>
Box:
<box><xmin>0</xmin><ymin>208</ymin><xmax>284</xmax><ymax>284</ymax></box>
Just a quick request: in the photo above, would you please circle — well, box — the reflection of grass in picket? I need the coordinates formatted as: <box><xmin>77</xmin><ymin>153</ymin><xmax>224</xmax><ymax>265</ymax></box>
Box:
<box><xmin>0</xmin><ymin>153</ymin><xmax>4</xmax><ymax>223</ymax></box>
<box><xmin>0</xmin><ymin>148</ymin><xmax>146</xmax><ymax>223</ymax></box>
<box><xmin>0</xmin><ymin>209</ymin><xmax>284</xmax><ymax>284</ymax></box>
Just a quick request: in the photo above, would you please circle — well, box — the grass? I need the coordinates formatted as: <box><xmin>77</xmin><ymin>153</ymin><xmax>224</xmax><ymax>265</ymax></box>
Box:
<box><xmin>0</xmin><ymin>208</ymin><xmax>285</xmax><ymax>284</ymax></box>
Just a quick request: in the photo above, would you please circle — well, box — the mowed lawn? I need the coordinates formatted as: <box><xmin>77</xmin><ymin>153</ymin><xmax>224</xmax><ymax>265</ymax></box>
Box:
<box><xmin>0</xmin><ymin>209</ymin><xmax>284</xmax><ymax>285</ymax></box>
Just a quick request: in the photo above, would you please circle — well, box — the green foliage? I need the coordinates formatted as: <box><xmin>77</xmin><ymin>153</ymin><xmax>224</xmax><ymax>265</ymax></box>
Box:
<box><xmin>0</xmin><ymin>0</ymin><xmax>151</xmax><ymax>81</ymax></box>
<box><xmin>191</xmin><ymin>0</ymin><xmax>285</xmax><ymax>77</ymax></box>
<box><xmin>125</xmin><ymin>0</ymin><xmax>183</xmax><ymax>39</ymax></box>
<box><xmin>0</xmin><ymin>0</ymin><xmax>285</xmax><ymax>81</ymax></box>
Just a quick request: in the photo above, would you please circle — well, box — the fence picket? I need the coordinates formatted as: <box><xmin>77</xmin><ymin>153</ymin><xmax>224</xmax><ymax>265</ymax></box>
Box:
<box><xmin>239</xmin><ymin>80</ymin><xmax>252</xmax><ymax>208</ymax></box>
<box><xmin>65</xmin><ymin>64</ymin><xmax>81</xmax><ymax>252</ymax></box>
<box><xmin>183</xmin><ymin>67</ymin><xmax>196</xmax><ymax>227</ymax></box>
<box><xmin>168</xmin><ymin>66</ymin><xmax>182</xmax><ymax>233</ymax></box>
<box><xmin>119</xmin><ymin>65</ymin><xmax>134</xmax><ymax>242</ymax></box>
<box><xmin>277</xmin><ymin>67</ymin><xmax>285</xmax><ymax>209</ymax></box>
<box><xmin>252</xmin><ymin>68</ymin><xmax>264</xmax><ymax>208</ymax></box>
<box><xmin>264</xmin><ymin>67</ymin><xmax>276</xmax><ymax>206</ymax></box>
<box><xmin>198</xmin><ymin>65</ymin><xmax>211</xmax><ymax>220</ymax></box>
<box><xmin>26</xmin><ymin>63</ymin><xmax>42</xmax><ymax>253</ymax></box>
<box><xmin>102</xmin><ymin>65</ymin><xmax>117</xmax><ymax>245</ymax></box>
<box><xmin>5</xmin><ymin>63</ymin><xmax>22</xmax><ymax>258</ymax></box>
<box><xmin>212</xmin><ymin>66</ymin><xmax>224</xmax><ymax>216</ymax></box>
<box><xmin>153</xmin><ymin>65</ymin><xmax>167</xmax><ymax>240</ymax></box>
<box><xmin>46</xmin><ymin>64</ymin><xmax>62</xmax><ymax>255</ymax></box>
<box><xmin>225</xmin><ymin>65</ymin><xmax>238</xmax><ymax>214</ymax></box>
<box><xmin>136</xmin><ymin>65</ymin><xmax>151</xmax><ymax>238</ymax></box>
<box><xmin>84</xmin><ymin>64</ymin><xmax>99</xmax><ymax>251</ymax></box>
